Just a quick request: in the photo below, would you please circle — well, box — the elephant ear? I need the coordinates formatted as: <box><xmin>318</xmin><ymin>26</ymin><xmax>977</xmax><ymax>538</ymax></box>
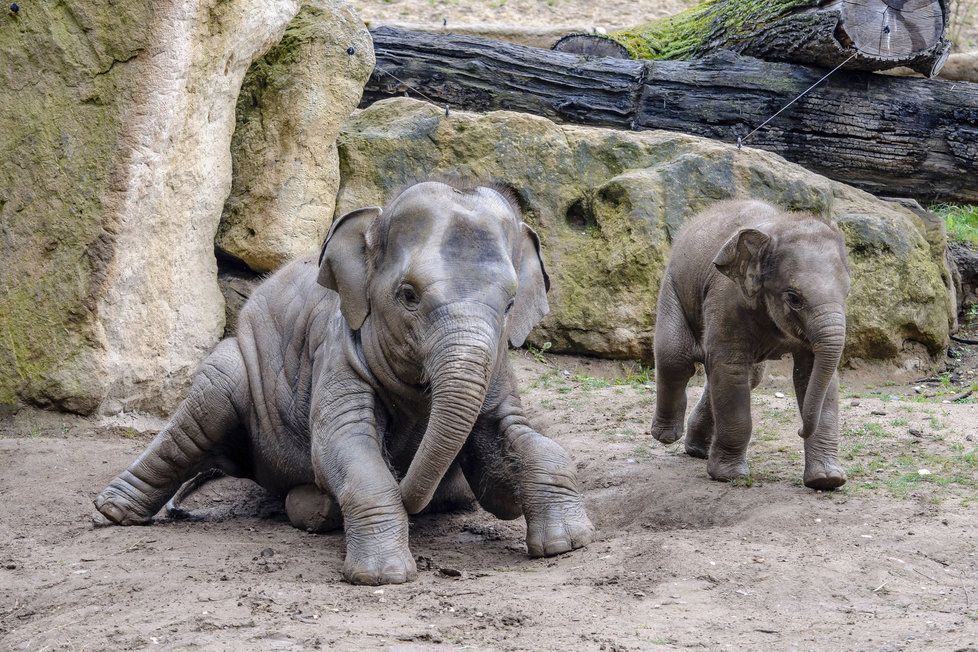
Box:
<box><xmin>509</xmin><ymin>223</ymin><xmax>551</xmax><ymax>347</ymax></box>
<box><xmin>713</xmin><ymin>227</ymin><xmax>771</xmax><ymax>306</ymax></box>
<box><xmin>317</xmin><ymin>206</ymin><xmax>382</xmax><ymax>330</ymax></box>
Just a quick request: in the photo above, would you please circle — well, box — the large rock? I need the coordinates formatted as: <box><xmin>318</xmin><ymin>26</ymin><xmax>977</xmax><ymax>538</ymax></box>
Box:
<box><xmin>216</xmin><ymin>1</ymin><xmax>374</xmax><ymax>273</ymax></box>
<box><xmin>336</xmin><ymin>98</ymin><xmax>953</xmax><ymax>365</ymax></box>
<box><xmin>940</xmin><ymin>51</ymin><xmax>978</xmax><ymax>83</ymax></box>
<box><xmin>0</xmin><ymin>0</ymin><xmax>305</xmax><ymax>415</ymax></box>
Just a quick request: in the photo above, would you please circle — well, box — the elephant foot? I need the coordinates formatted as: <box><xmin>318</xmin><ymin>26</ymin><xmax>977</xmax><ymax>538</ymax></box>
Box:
<box><xmin>650</xmin><ymin>420</ymin><xmax>683</xmax><ymax>445</ymax></box>
<box><xmin>525</xmin><ymin>502</ymin><xmax>595</xmax><ymax>558</ymax></box>
<box><xmin>804</xmin><ymin>460</ymin><xmax>847</xmax><ymax>490</ymax></box>
<box><xmin>707</xmin><ymin>452</ymin><xmax>749</xmax><ymax>482</ymax></box>
<box><xmin>343</xmin><ymin>542</ymin><xmax>417</xmax><ymax>586</ymax></box>
<box><xmin>285</xmin><ymin>484</ymin><xmax>343</xmax><ymax>533</ymax></box>
<box><xmin>684</xmin><ymin>439</ymin><xmax>710</xmax><ymax>459</ymax></box>
<box><xmin>93</xmin><ymin>481</ymin><xmax>155</xmax><ymax>526</ymax></box>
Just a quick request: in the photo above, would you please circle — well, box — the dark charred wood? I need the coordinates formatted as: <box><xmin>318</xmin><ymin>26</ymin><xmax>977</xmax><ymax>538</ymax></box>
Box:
<box><xmin>364</xmin><ymin>27</ymin><xmax>978</xmax><ymax>204</ymax></box>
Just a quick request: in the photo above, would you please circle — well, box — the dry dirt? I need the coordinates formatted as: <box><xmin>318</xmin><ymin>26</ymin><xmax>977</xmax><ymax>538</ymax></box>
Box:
<box><xmin>2</xmin><ymin>350</ymin><xmax>977</xmax><ymax>651</ymax></box>
<box><xmin>351</xmin><ymin>0</ymin><xmax>697</xmax><ymax>31</ymax></box>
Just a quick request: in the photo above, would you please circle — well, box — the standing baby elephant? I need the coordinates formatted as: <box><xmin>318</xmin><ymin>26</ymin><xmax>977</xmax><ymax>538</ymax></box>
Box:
<box><xmin>94</xmin><ymin>181</ymin><xmax>594</xmax><ymax>584</ymax></box>
<box><xmin>650</xmin><ymin>200</ymin><xmax>851</xmax><ymax>490</ymax></box>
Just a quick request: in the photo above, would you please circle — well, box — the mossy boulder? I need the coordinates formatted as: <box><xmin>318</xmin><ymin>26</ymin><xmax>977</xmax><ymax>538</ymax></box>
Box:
<box><xmin>216</xmin><ymin>1</ymin><xmax>374</xmax><ymax>273</ymax></box>
<box><xmin>0</xmin><ymin>0</ymin><xmax>308</xmax><ymax>415</ymax></box>
<box><xmin>0</xmin><ymin>1</ymin><xmax>153</xmax><ymax>413</ymax></box>
<box><xmin>336</xmin><ymin>98</ymin><xmax>953</xmax><ymax>365</ymax></box>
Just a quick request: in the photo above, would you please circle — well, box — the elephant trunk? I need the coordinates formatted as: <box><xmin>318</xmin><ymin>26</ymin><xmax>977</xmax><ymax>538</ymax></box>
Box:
<box><xmin>800</xmin><ymin>305</ymin><xmax>846</xmax><ymax>439</ymax></box>
<box><xmin>400</xmin><ymin>314</ymin><xmax>496</xmax><ymax>514</ymax></box>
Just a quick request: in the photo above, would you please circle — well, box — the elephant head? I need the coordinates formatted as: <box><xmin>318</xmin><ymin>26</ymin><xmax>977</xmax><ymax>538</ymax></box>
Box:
<box><xmin>713</xmin><ymin>213</ymin><xmax>850</xmax><ymax>439</ymax></box>
<box><xmin>317</xmin><ymin>181</ymin><xmax>550</xmax><ymax>513</ymax></box>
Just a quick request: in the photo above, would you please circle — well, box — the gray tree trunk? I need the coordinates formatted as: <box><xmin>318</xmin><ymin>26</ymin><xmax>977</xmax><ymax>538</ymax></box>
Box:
<box><xmin>365</xmin><ymin>27</ymin><xmax>978</xmax><ymax>203</ymax></box>
<box><xmin>554</xmin><ymin>0</ymin><xmax>951</xmax><ymax>77</ymax></box>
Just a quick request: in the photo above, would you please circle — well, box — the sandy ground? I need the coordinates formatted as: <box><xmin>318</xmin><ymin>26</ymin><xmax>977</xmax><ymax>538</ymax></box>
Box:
<box><xmin>1</xmin><ymin>351</ymin><xmax>977</xmax><ymax>650</ymax></box>
<box><xmin>351</xmin><ymin>0</ymin><xmax>696</xmax><ymax>31</ymax></box>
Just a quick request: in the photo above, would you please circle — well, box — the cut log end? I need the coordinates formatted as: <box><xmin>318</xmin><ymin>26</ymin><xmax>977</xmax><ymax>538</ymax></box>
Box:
<box><xmin>839</xmin><ymin>0</ymin><xmax>946</xmax><ymax>59</ymax></box>
<box><xmin>592</xmin><ymin>0</ymin><xmax>949</xmax><ymax>74</ymax></box>
<box><xmin>552</xmin><ymin>34</ymin><xmax>631</xmax><ymax>59</ymax></box>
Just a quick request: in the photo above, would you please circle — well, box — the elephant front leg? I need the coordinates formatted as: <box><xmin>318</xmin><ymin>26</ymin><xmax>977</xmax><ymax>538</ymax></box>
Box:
<box><xmin>461</xmin><ymin>393</ymin><xmax>594</xmax><ymax>558</ymax></box>
<box><xmin>311</xmin><ymin>383</ymin><xmax>415</xmax><ymax>585</ymax></box>
<box><xmin>706</xmin><ymin>361</ymin><xmax>753</xmax><ymax>482</ymax></box>
<box><xmin>793</xmin><ymin>354</ymin><xmax>846</xmax><ymax>490</ymax></box>
<box><xmin>94</xmin><ymin>339</ymin><xmax>248</xmax><ymax>524</ymax></box>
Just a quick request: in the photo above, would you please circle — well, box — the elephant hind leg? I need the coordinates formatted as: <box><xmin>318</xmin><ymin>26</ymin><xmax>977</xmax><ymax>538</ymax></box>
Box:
<box><xmin>750</xmin><ymin>361</ymin><xmax>766</xmax><ymax>390</ymax></box>
<box><xmin>685</xmin><ymin>381</ymin><xmax>714</xmax><ymax>459</ymax></box>
<box><xmin>285</xmin><ymin>484</ymin><xmax>343</xmax><ymax>533</ymax></box>
<box><xmin>94</xmin><ymin>339</ymin><xmax>249</xmax><ymax>525</ymax></box>
<box><xmin>687</xmin><ymin>364</ymin><xmax>762</xmax><ymax>459</ymax></box>
<box><xmin>165</xmin><ymin>468</ymin><xmax>226</xmax><ymax>520</ymax></box>
<box><xmin>423</xmin><ymin>463</ymin><xmax>477</xmax><ymax>514</ymax></box>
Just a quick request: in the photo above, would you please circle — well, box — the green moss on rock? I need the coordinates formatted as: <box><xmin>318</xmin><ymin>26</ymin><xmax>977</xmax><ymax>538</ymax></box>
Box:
<box><xmin>611</xmin><ymin>0</ymin><xmax>815</xmax><ymax>60</ymax></box>
<box><xmin>0</xmin><ymin>1</ymin><xmax>152</xmax><ymax>413</ymax></box>
<box><xmin>336</xmin><ymin>98</ymin><xmax>952</xmax><ymax>366</ymax></box>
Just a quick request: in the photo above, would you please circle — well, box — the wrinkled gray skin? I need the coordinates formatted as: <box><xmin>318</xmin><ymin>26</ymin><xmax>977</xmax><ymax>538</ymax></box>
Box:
<box><xmin>94</xmin><ymin>181</ymin><xmax>594</xmax><ymax>585</ymax></box>
<box><xmin>650</xmin><ymin>200</ymin><xmax>851</xmax><ymax>490</ymax></box>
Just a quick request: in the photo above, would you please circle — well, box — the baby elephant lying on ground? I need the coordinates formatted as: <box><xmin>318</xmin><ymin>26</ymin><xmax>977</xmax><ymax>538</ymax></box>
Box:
<box><xmin>650</xmin><ymin>200</ymin><xmax>851</xmax><ymax>490</ymax></box>
<box><xmin>94</xmin><ymin>181</ymin><xmax>594</xmax><ymax>584</ymax></box>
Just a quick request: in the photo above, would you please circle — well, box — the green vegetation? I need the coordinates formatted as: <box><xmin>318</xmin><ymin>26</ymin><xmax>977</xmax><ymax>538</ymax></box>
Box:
<box><xmin>611</xmin><ymin>0</ymin><xmax>813</xmax><ymax>60</ymax></box>
<box><xmin>531</xmin><ymin>367</ymin><xmax>655</xmax><ymax>395</ymax></box>
<box><xmin>745</xmin><ymin>400</ymin><xmax>978</xmax><ymax>504</ymax></box>
<box><xmin>838</xmin><ymin>421</ymin><xmax>978</xmax><ymax>502</ymax></box>
<box><xmin>932</xmin><ymin>203</ymin><xmax>978</xmax><ymax>246</ymax></box>
<box><xmin>526</xmin><ymin>341</ymin><xmax>553</xmax><ymax>364</ymax></box>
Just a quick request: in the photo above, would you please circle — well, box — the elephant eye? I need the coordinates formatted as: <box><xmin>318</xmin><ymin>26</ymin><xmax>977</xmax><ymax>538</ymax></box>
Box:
<box><xmin>397</xmin><ymin>283</ymin><xmax>420</xmax><ymax>311</ymax></box>
<box><xmin>784</xmin><ymin>289</ymin><xmax>804</xmax><ymax>311</ymax></box>
<box><xmin>505</xmin><ymin>297</ymin><xmax>516</xmax><ymax>314</ymax></box>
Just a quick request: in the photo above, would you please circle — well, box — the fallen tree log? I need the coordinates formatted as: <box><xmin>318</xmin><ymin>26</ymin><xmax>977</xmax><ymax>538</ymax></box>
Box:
<box><xmin>553</xmin><ymin>0</ymin><xmax>950</xmax><ymax>77</ymax></box>
<box><xmin>364</xmin><ymin>27</ymin><xmax>978</xmax><ymax>204</ymax></box>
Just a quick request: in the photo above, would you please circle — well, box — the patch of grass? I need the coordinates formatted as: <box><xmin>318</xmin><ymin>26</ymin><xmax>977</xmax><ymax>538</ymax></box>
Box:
<box><xmin>843</xmin><ymin>429</ymin><xmax>978</xmax><ymax>501</ymax></box>
<box><xmin>526</xmin><ymin>340</ymin><xmax>553</xmax><ymax>364</ymax></box>
<box><xmin>632</xmin><ymin>442</ymin><xmax>654</xmax><ymax>460</ymax></box>
<box><xmin>539</xmin><ymin>367</ymin><xmax>656</xmax><ymax>395</ymax></box>
<box><xmin>846</xmin><ymin>422</ymin><xmax>889</xmax><ymax>439</ymax></box>
<box><xmin>753</xmin><ymin>425</ymin><xmax>780</xmax><ymax>442</ymax></box>
<box><xmin>572</xmin><ymin>374</ymin><xmax>611</xmax><ymax>390</ymax></box>
<box><xmin>730</xmin><ymin>475</ymin><xmax>754</xmax><ymax>488</ymax></box>
<box><xmin>932</xmin><ymin>203</ymin><xmax>978</xmax><ymax>246</ymax></box>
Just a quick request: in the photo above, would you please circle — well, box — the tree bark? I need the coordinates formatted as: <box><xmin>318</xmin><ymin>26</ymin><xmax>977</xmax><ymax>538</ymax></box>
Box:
<box><xmin>364</xmin><ymin>27</ymin><xmax>978</xmax><ymax>204</ymax></box>
<box><xmin>552</xmin><ymin>0</ymin><xmax>950</xmax><ymax>77</ymax></box>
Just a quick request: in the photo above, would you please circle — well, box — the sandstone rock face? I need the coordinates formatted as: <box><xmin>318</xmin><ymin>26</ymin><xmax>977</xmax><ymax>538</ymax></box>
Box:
<box><xmin>0</xmin><ymin>0</ymin><xmax>305</xmax><ymax>415</ymax></box>
<box><xmin>216</xmin><ymin>1</ymin><xmax>375</xmax><ymax>273</ymax></box>
<box><xmin>336</xmin><ymin>98</ymin><xmax>953</xmax><ymax>365</ymax></box>
<box><xmin>1</xmin><ymin>1</ymin><xmax>151</xmax><ymax>414</ymax></box>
